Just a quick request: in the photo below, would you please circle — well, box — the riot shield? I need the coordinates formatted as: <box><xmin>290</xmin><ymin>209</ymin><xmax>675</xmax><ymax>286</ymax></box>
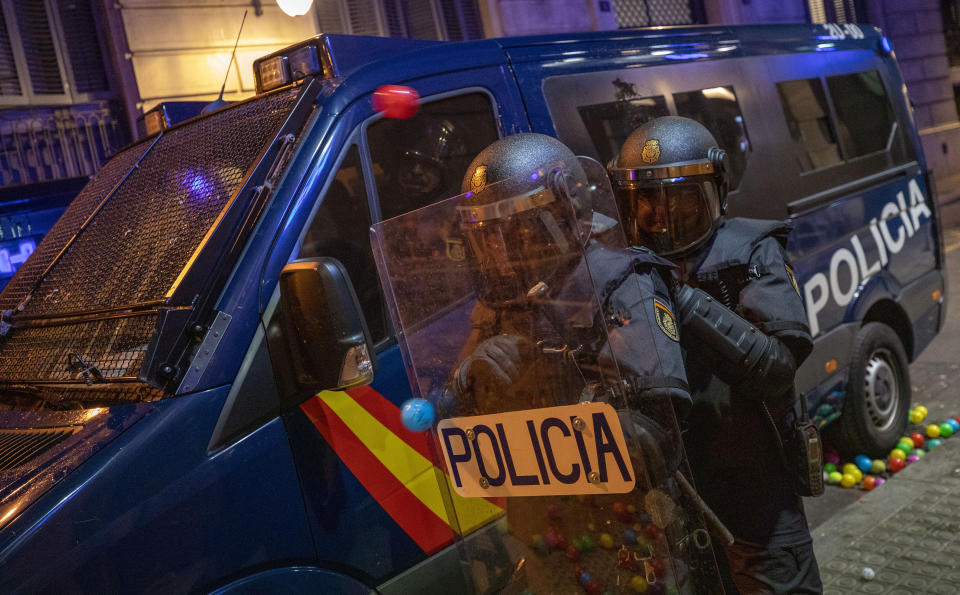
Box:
<box><xmin>371</xmin><ymin>157</ymin><xmax>720</xmax><ymax>594</ymax></box>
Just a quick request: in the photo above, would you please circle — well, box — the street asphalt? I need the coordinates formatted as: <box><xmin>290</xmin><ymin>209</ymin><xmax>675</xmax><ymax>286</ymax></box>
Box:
<box><xmin>804</xmin><ymin>195</ymin><xmax>960</xmax><ymax>592</ymax></box>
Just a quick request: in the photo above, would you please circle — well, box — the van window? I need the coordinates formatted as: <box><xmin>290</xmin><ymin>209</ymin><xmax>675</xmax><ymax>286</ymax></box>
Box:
<box><xmin>673</xmin><ymin>86</ymin><xmax>750</xmax><ymax>190</ymax></box>
<box><xmin>299</xmin><ymin>145</ymin><xmax>387</xmax><ymax>342</ymax></box>
<box><xmin>577</xmin><ymin>95</ymin><xmax>669</xmax><ymax>165</ymax></box>
<box><xmin>776</xmin><ymin>78</ymin><xmax>842</xmax><ymax>172</ymax></box>
<box><xmin>368</xmin><ymin>93</ymin><xmax>499</xmax><ymax>220</ymax></box>
<box><xmin>826</xmin><ymin>70</ymin><xmax>895</xmax><ymax>159</ymax></box>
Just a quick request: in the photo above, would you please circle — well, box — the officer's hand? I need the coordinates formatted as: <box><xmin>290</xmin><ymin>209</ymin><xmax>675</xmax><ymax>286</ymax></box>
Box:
<box><xmin>455</xmin><ymin>334</ymin><xmax>528</xmax><ymax>392</ymax></box>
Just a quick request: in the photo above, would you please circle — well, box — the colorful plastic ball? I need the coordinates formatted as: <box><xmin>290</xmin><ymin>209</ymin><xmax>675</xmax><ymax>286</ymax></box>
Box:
<box><xmin>874</xmin><ymin>477</ymin><xmax>886</xmax><ymax>486</ymax></box>
<box><xmin>855</xmin><ymin>455</ymin><xmax>872</xmax><ymax>473</ymax></box>
<box><xmin>842</xmin><ymin>463</ymin><xmax>858</xmax><ymax>476</ymax></box>
<box><xmin>645</xmin><ymin>524</ymin><xmax>663</xmax><ymax>541</ymax></box>
<box><xmin>599</xmin><ymin>533</ymin><xmax>615</xmax><ymax>549</ymax></box>
<box><xmin>651</xmin><ymin>558</ymin><xmax>667</xmax><ymax>579</ymax></box>
<box><xmin>532</xmin><ymin>534</ymin><xmax>549</xmax><ymax>555</ymax></box>
<box><xmin>916</xmin><ymin>405</ymin><xmax>929</xmax><ymax>417</ymax></box>
<box><xmin>912</xmin><ymin>449</ymin><xmax>925</xmax><ymax>458</ymax></box>
<box><xmin>400</xmin><ymin>398</ymin><xmax>435</xmax><ymax>431</ymax></box>
<box><xmin>629</xmin><ymin>575</ymin><xmax>649</xmax><ymax>593</ymax></box>
<box><xmin>547</xmin><ymin>504</ymin><xmax>561</xmax><ymax>521</ymax></box>
<box><xmin>580</xmin><ymin>572</ymin><xmax>592</xmax><ymax>586</ymax></box>
<box><xmin>862</xmin><ymin>567</ymin><xmax>875</xmax><ymax>581</ymax></box>
<box><xmin>948</xmin><ymin>419</ymin><xmax>960</xmax><ymax>433</ymax></box>
<box><xmin>940</xmin><ymin>423</ymin><xmax>955</xmax><ymax>438</ymax></box>
<box><xmin>565</xmin><ymin>545</ymin><xmax>580</xmax><ymax>561</ymax></box>
<box><xmin>841</xmin><ymin>473</ymin><xmax>857</xmax><ymax>488</ymax></box>
<box><xmin>911</xmin><ymin>433</ymin><xmax>925</xmax><ymax>448</ymax></box>
<box><xmin>900</xmin><ymin>436</ymin><xmax>915</xmax><ymax>449</ymax></box>
<box><xmin>585</xmin><ymin>580</ymin><xmax>602</xmax><ymax>595</ymax></box>
<box><xmin>907</xmin><ymin>455</ymin><xmax>920</xmax><ymax>464</ymax></box>
<box><xmin>862</xmin><ymin>476</ymin><xmax>876</xmax><ymax>491</ymax></box>
<box><xmin>910</xmin><ymin>409</ymin><xmax>925</xmax><ymax>424</ymax></box>
<box><xmin>928</xmin><ymin>438</ymin><xmax>943</xmax><ymax>451</ymax></box>
<box><xmin>889</xmin><ymin>457</ymin><xmax>905</xmax><ymax>473</ymax></box>
<box><xmin>890</xmin><ymin>448</ymin><xmax>907</xmax><ymax>461</ymax></box>
<box><xmin>827</xmin><ymin>471</ymin><xmax>843</xmax><ymax>484</ymax></box>
<box><xmin>575</xmin><ymin>535</ymin><xmax>594</xmax><ymax>552</ymax></box>
<box><xmin>897</xmin><ymin>441</ymin><xmax>914</xmax><ymax>454</ymax></box>
<box><xmin>871</xmin><ymin>460</ymin><xmax>886</xmax><ymax>474</ymax></box>
<box><xmin>824</xmin><ymin>462</ymin><xmax>837</xmax><ymax>474</ymax></box>
<box><xmin>624</xmin><ymin>529</ymin><xmax>638</xmax><ymax>545</ymax></box>
<box><xmin>613</xmin><ymin>501</ymin><xmax>631</xmax><ymax>523</ymax></box>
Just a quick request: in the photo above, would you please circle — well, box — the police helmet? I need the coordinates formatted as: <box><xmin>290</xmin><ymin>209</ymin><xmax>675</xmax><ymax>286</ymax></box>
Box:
<box><xmin>384</xmin><ymin>116</ymin><xmax>471</xmax><ymax>200</ymax></box>
<box><xmin>458</xmin><ymin>133</ymin><xmax>588</xmax><ymax>303</ymax></box>
<box><xmin>608</xmin><ymin>116</ymin><xmax>729</xmax><ymax>257</ymax></box>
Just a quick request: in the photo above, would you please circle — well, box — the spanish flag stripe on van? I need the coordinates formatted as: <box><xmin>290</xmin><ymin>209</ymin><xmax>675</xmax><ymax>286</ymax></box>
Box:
<box><xmin>301</xmin><ymin>394</ymin><xmax>454</xmax><ymax>553</ymax></box>
<box><xmin>301</xmin><ymin>389</ymin><xmax>504</xmax><ymax>553</ymax></box>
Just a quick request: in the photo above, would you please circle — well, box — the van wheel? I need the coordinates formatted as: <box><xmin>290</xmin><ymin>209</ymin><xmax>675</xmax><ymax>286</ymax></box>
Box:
<box><xmin>841</xmin><ymin>322</ymin><xmax>910</xmax><ymax>458</ymax></box>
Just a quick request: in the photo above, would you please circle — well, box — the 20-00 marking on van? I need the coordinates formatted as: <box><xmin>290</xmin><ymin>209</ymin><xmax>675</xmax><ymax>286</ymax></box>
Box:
<box><xmin>437</xmin><ymin>403</ymin><xmax>635</xmax><ymax>498</ymax></box>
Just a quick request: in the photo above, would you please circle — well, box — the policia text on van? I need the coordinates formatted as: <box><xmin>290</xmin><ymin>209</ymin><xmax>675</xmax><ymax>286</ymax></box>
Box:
<box><xmin>0</xmin><ymin>24</ymin><xmax>943</xmax><ymax>592</ymax></box>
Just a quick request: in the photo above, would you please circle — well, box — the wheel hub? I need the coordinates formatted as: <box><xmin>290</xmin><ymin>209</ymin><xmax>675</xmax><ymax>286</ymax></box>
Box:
<box><xmin>864</xmin><ymin>349</ymin><xmax>899</xmax><ymax>431</ymax></box>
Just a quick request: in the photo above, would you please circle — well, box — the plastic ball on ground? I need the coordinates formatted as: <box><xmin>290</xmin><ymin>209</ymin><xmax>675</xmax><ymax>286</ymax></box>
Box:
<box><xmin>862</xmin><ymin>567</ymin><xmax>875</xmax><ymax>581</ymax></box>
<box><xmin>928</xmin><ymin>438</ymin><xmax>943</xmax><ymax>451</ymax></box>
<box><xmin>907</xmin><ymin>454</ymin><xmax>920</xmax><ymax>464</ymax></box>
<box><xmin>870</xmin><ymin>460</ymin><xmax>886</xmax><ymax>474</ymax></box>
<box><xmin>916</xmin><ymin>405</ymin><xmax>928</xmax><ymax>417</ymax></box>
<box><xmin>862</xmin><ymin>476</ymin><xmax>876</xmax><ymax>491</ymax></box>
<box><xmin>825</xmin><ymin>451</ymin><xmax>840</xmax><ymax>464</ymax></box>
<box><xmin>855</xmin><ymin>455</ymin><xmax>872</xmax><ymax>473</ymax></box>
<box><xmin>842</xmin><ymin>463</ymin><xmax>858</xmax><ymax>476</ymax></box>
<box><xmin>576</xmin><ymin>535</ymin><xmax>594</xmax><ymax>552</ymax></box>
<box><xmin>565</xmin><ymin>545</ymin><xmax>580</xmax><ymax>561</ymax></box>
<box><xmin>599</xmin><ymin>533</ymin><xmax>615</xmax><ymax>549</ymax></box>
<box><xmin>912</xmin><ymin>449</ymin><xmax>925</xmax><ymax>458</ymax></box>
<box><xmin>585</xmin><ymin>580</ymin><xmax>602</xmax><ymax>595</ymax></box>
<box><xmin>910</xmin><ymin>433</ymin><xmax>925</xmax><ymax>448</ymax></box>
<box><xmin>651</xmin><ymin>558</ymin><xmax>666</xmax><ymax>579</ymax></box>
<box><xmin>890</xmin><ymin>448</ymin><xmax>907</xmax><ymax>461</ymax></box>
<box><xmin>910</xmin><ymin>409</ymin><xmax>924</xmax><ymax>424</ymax></box>
<box><xmin>624</xmin><ymin>529</ymin><xmax>638</xmax><ymax>545</ymax></box>
<box><xmin>939</xmin><ymin>423</ymin><xmax>954</xmax><ymax>438</ymax></box>
<box><xmin>824</xmin><ymin>462</ymin><xmax>837</xmax><ymax>474</ymax></box>
<box><xmin>874</xmin><ymin>477</ymin><xmax>886</xmax><ymax>486</ymax></box>
<box><xmin>400</xmin><ymin>398</ymin><xmax>435</xmax><ymax>431</ymax></box>
<box><xmin>889</xmin><ymin>457</ymin><xmax>905</xmax><ymax>473</ymax></box>
<box><xmin>900</xmin><ymin>436</ymin><xmax>915</xmax><ymax>449</ymax></box>
<box><xmin>841</xmin><ymin>473</ymin><xmax>857</xmax><ymax>488</ymax></box>
<box><xmin>897</xmin><ymin>441</ymin><xmax>914</xmax><ymax>455</ymax></box>
<box><xmin>613</xmin><ymin>501</ymin><xmax>631</xmax><ymax>523</ymax></box>
<box><xmin>948</xmin><ymin>419</ymin><xmax>960</xmax><ymax>433</ymax></box>
<box><xmin>532</xmin><ymin>534</ymin><xmax>549</xmax><ymax>555</ymax></box>
<box><xmin>629</xmin><ymin>575</ymin><xmax>649</xmax><ymax>593</ymax></box>
<box><xmin>580</xmin><ymin>572</ymin><xmax>592</xmax><ymax>586</ymax></box>
<box><xmin>827</xmin><ymin>471</ymin><xmax>843</xmax><ymax>484</ymax></box>
<box><xmin>645</xmin><ymin>524</ymin><xmax>663</xmax><ymax>541</ymax></box>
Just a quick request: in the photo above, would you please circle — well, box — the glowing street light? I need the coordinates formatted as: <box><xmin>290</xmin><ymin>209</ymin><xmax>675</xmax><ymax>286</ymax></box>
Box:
<box><xmin>277</xmin><ymin>0</ymin><xmax>313</xmax><ymax>17</ymax></box>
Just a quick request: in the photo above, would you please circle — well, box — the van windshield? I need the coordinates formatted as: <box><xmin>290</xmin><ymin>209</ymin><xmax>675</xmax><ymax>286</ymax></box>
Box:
<box><xmin>0</xmin><ymin>85</ymin><xmax>307</xmax><ymax>410</ymax></box>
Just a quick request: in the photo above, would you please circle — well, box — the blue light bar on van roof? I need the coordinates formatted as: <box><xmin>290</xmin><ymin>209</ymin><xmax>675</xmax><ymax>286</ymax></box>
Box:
<box><xmin>880</xmin><ymin>36</ymin><xmax>893</xmax><ymax>54</ymax></box>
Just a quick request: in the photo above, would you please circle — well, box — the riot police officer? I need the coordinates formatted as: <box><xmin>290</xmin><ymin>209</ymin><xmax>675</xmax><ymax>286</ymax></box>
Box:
<box><xmin>381</xmin><ymin>132</ymin><xmax>724</xmax><ymax>593</ymax></box>
<box><xmin>608</xmin><ymin>116</ymin><xmax>822</xmax><ymax>593</ymax></box>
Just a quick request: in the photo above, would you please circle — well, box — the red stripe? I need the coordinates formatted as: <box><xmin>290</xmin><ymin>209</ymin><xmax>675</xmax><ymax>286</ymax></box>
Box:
<box><xmin>301</xmin><ymin>396</ymin><xmax>455</xmax><ymax>554</ymax></box>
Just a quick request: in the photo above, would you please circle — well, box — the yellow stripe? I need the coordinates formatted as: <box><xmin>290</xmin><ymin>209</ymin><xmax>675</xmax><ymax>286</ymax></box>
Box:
<box><xmin>319</xmin><ymin>391</ymin><xmax>503</xmax><ymax>535</ymax></box>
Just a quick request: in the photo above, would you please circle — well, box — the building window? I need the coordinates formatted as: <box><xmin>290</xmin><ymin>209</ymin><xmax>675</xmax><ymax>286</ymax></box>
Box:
<box><xmin>614</xmin><ymin>0</ymin><xmax>704</xmax><ymax>27</ymax></box>
<box><xmin>321</xmin><ymin>0</ymin><xmax>485</xmax><ymax>40</ymax></box>
<box><xmin>806</xmin><ymin>0</ymin><xmax>862</xmax><ymax>23</ymax></box>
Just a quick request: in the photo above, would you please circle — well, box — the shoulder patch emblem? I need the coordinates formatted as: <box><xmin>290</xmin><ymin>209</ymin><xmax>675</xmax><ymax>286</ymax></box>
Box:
<box><xmin>446</xmin><ymin>237</ymin><xmax>465</xmax><ymax>261</ymax></box>
<box><xmin>641</xmin><ymin>139</ymin><xmax>661</xmax><ymax>164</ymax></box>
<box><xmin>470</xmin><ymin>165</ymin><xmax>487</xmax><ymax>193</ymax></box>
<box><xmin>785</xmin><ymin>264</ymin><xmax>801</xmax><ymax>297</ymax></box>
<box><xmin>653</xmin><ymin>298</ymin><xmax>679</xmax><ymax>342</ymax></box>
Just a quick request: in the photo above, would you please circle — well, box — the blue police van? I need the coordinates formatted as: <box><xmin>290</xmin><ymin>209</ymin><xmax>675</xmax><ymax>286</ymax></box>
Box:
<box><xmin>0</xmin><ymin>23</ymin><xmax>943</xmax><ymax>592</ymax></box>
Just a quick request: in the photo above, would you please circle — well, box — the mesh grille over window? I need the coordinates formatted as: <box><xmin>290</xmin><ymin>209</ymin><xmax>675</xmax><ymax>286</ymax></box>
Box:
<box><xmin>56</xmin><ymin>0</ymin><xmax>110</xmax><ymax>94</ymax></box>
<box><xmin>0</xmin><ymin>86</ymin><xmax>304</xmax><ymax>405</ymax></box>
<box><xmin>0</xmin><ymin>10</ymin><xmax>21</xmax><ymax>96</ymax></box>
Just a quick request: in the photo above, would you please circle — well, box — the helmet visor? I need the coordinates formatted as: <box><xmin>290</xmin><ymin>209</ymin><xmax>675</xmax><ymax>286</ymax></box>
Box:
<box><xmin>615</xmin><ymin>179</ymin><xmax>718</xmax><ymax>256</ymax></box>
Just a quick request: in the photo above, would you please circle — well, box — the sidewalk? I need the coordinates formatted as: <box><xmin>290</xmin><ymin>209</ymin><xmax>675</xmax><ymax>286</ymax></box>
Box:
<box><xmin>812</xmin><ymin>439</ymin><xmax>960</xmax><ymax>594</ymax></box>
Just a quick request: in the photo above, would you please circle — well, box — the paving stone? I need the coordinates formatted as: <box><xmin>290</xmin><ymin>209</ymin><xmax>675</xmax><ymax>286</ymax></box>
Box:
<box><xmin>900</xmin><ymin>575</ymin><xmax>933</xmax><ymax>590</ymax></box>
<box><xmin>862</xmin><ymin>552</ymin><xmax>887</xmax><ymax>566</ymax></box>
<box><xmin>833</xmin><ymin>575</ymin><xmax>860</xmax><ymax>590</ymax></box>
<box><xmin>826</xmin><ymin>559</ymin><xmax>853</xmax><ymax>573</ymax></box>
<box><xmin>931</xmin><ymin>583</ymin><xmax>957</xmax><ymax>594</ymax></box>
<box><xmin>856</xmin><ymin>582</ymin><xmax>886</xmax><ymax>593</ymax></box>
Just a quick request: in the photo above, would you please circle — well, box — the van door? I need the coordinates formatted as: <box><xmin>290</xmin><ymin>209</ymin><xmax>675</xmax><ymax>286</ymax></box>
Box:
<box><xmin>271</xmin><ymin>73</ymin><xmax>524</xmax><ymax>588</ymax></box>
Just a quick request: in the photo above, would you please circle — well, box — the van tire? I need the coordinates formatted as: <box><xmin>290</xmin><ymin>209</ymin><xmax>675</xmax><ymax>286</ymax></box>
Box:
<box><xmin>841</xmin><ymin>322</ymin><xmax>910</xmax><ymax>458</ymax></box>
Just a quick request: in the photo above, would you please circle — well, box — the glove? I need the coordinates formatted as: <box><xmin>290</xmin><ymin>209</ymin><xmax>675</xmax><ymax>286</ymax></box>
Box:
<box><xmin>453</xmin><ymin>334</ymin><xmax>528</xmax><ymax>396</ymax></box>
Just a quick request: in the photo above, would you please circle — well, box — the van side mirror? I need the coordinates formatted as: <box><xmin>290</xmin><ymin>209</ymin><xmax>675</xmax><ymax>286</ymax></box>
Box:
<box><xmin>269</xmin><ymin>258</ymin><xmax>376</xmax><ymax>404</ymax></box>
